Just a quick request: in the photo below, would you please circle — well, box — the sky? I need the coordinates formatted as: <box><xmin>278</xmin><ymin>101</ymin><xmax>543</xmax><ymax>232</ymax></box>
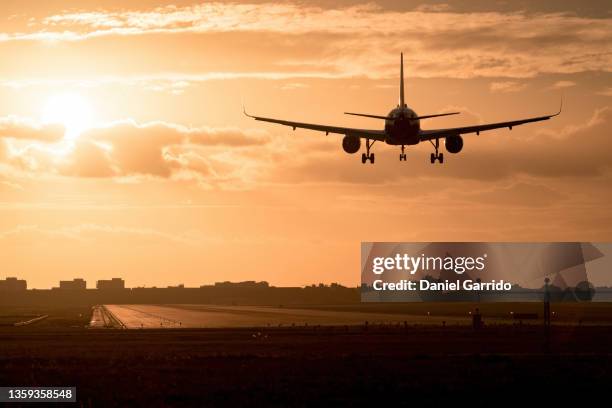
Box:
<box><xmin>0</xmin><ymin>0</ymin><xmax>611</xmax><ymax>289</ymax></box>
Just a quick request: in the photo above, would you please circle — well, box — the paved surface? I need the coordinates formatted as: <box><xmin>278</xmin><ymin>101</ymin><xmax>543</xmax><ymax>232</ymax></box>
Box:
<box><xmin>90</xmin><ymin>305</ymin><xmax>124</xmax><ymax>328</ymax></box>
<box><xmin>103</xmin><ymin>304</ymin><xmax>469</xmax><ymax>329</ymax></box>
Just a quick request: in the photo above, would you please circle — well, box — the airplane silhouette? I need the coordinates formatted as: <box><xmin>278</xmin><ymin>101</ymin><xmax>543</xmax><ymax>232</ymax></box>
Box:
<box><xmin>244</xmin><ymin>53</ymin><xmax>561</xmax><ymax>164</ymax></box>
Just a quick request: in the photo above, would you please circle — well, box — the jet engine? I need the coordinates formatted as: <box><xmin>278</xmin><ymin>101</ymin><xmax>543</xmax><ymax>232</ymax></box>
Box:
<box><xmin>445</xmin><ymin>135</ymin><xmax>463</xmax><ymax>154</ymax></box>
<box><xmin>342</xmin><ymin>135</ymin><xmax>361</xmax><ymax>154</ymax></box>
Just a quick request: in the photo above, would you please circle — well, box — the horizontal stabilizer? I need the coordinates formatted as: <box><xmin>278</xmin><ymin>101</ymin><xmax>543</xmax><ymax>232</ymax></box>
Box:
<box><xmin>415</xmin><ymin>112</ymin><xmax>460</xmax><ymax>120</ymax></box>
<box><xmin>344</xmin><ymin>112</ymin><xmax>391</xmax><ymax>120</ymax></box>
<box><xmin>344</xmin><ymin>111</ymin><xmax>460</xmax><ymax>120</ymax></box>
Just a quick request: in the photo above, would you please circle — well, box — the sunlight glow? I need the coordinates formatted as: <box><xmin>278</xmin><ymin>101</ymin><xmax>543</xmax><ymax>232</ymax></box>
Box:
<box><xmin>41</xmin><ymin>92</ymin><xmax>94</xmax><ymax>140</ymax></box>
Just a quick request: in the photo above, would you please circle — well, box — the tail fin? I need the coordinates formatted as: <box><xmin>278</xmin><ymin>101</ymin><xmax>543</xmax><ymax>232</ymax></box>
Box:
<box><xmin>399</xmin><ymin>53</ymin><xmax>405</xmax><ymax>107</ymax></box>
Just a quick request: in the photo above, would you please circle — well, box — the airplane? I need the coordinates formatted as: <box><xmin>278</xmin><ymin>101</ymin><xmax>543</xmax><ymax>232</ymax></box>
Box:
<box><xmin>244</xmin><ymin>53</ymin><xmax>561</xmax><ymax>164</ymax></box>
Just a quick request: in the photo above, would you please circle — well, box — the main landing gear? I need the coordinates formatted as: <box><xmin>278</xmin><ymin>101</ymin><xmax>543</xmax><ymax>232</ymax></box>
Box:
<box><xmin>361</xmin><ymin>139</ymin><xmax>376</xmax><ymax>164</ymax></box>
<box><xmin>429</xmin><ymin>138</ymin><xmax>444</xmax><ymax>164</ymax></box>
<box><xmin>399</xmin><ymin>145</ymin><xmax>407</xmax><ymax>161</ymax></box>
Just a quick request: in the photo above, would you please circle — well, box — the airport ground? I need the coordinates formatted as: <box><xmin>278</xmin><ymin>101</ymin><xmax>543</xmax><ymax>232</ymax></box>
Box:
<box><xmin>1</xmin><ymin>303</ymin><xmax>612</xmax><ymax>406</ymax></box>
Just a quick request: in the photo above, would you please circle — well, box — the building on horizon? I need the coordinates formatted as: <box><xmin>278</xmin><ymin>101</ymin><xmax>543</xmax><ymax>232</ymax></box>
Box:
<box><xmin>96</xmin><ymin>278</ymin><xmax>125</xmax><ymax>290</ymax></box>
<box><xmin>0</xmin><ymin>277</ymin><xmax>27</xmax><ymax>291</ymax></box>
<box><xmin>59</xmin><ymin>278</ymin><xmax>87</xmax><ymax>290</ymax></box>
<box><xmin>213</xmin><ymin>281</ymin><xmax>269</xmax><ymax>288</ymax></box>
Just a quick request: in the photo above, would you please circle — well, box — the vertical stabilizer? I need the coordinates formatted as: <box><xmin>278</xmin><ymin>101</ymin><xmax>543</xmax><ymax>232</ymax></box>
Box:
<box><xmin>399</xmin><ymin>53</ymin><xmax>405</xmax><ymax>107</ymax></box>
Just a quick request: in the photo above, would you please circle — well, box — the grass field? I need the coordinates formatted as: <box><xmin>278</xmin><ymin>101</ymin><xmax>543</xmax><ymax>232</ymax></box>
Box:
<box><xmin>1</xmin><ymin>325</ymin><xmax>612</xmax><ymax>406</ymax></box>
<box><xmin>288</xmin><ymin>302</ymin><xmax>612</xmax><ymax>323</ymax></box>
<box><xmin>0</xmin><ymin>306</ymin><xmax>92</xmax><ymax>328</ymax></box>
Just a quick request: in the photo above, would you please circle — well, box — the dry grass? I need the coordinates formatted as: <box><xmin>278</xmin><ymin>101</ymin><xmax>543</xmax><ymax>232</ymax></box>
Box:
<box><xmin>1</xmin><ymin>323</ymin><xmax>612</xmax><ymax>405</ymax></box>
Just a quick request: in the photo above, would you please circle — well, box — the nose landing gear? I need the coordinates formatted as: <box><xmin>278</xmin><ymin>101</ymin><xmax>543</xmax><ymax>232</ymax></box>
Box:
<box><xmin>399</xmin><ymin>145</ymin><xmax>407</xmax><ymax>161</ymax></box>
<box><xmin>429</xmin><ymin>138</ymin><xmax>444</xmax><ymax>164</ymax></box>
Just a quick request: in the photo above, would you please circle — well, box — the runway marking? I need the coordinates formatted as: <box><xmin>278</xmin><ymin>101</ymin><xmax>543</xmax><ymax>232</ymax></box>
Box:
<box><xmin>89</xmin><ymin>305</ymin><xmax>125</xmax><ymax>328</ymax></box>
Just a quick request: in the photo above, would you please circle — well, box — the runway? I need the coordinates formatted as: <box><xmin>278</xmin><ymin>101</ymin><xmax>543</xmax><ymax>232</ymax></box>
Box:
<box><xmin>90</xmin><ymin>305</ymin><xmax>125</xmax><ymax>328</ymax></box>
<box><xmin>102</xmin><ymin>304</ymin><xmax>466</xmax><ymax>329</ymax></box>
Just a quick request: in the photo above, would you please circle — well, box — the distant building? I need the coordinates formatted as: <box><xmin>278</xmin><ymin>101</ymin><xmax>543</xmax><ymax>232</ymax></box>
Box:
<box><xmin>59</xmin><ymin>278</ymin><xmax>87</xmax><ymax>290</ymax></box>
<box><xmin>214</xmin><ymin>281</ymin><xmax>269</xmax><ymax>288</ymax></box>
<box><xmin>96</xmin><ymin>278</ymin><xmax>125</xmax><ymax>290</ymax></box>
<box><xmin>0</xmin><ymin>277</ymin><xmax>27</xmax><ymax>291</ymax></box>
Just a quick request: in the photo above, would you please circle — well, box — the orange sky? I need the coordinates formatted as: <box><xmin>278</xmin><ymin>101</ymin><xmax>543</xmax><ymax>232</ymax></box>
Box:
<box><xmin>1</xmin><ymin>1</ymin><xmax>611</xmax><ymax>289</ymax></box>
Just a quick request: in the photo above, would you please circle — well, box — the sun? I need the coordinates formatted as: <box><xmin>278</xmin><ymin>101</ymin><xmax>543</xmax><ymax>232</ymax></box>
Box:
<box><xmin>41</xmin><ymin>92</ymin><xmax>94</xmax><ymax>140</ymax></box>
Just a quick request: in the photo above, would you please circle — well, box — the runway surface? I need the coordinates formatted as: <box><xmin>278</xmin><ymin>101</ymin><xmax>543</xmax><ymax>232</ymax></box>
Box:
<box><xmin>90</xmin><ymin>305</ymin><xmax>125</xmax><ymax>328</ymax></box>
<box><xmin>102</xmin><ymin>304</ymin><xmax>467</xmax><ymax>329</ymax></box>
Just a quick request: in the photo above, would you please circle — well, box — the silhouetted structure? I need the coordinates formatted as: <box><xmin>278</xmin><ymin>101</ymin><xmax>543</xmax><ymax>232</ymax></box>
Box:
<box><xmin>0</xmin><ymin>281</ymin><xmax>358</xmax><ymax>307</ymax></box>
<box><xmin>214</xmin><ymin>281</ymin><xmax>269</xmax><ymax>288</ymax></box>
<box><xmin>0</xmin><ymin>277</ymin><xmax>27</xmax><ymax>291</ymax></box>
<box><xmin>97</xmin><ymin>278</ymin><xmax>125</xmax><ymax>290</ymax></box>
<box><xmin>544</xmin><ymin>277</ymin><xmax>551</xmax><ymax>328</ymax></box>
<box><xmin>59</xmin><ymin>278</ymin><xmax>87</xmax><ymax>290</ymax></box>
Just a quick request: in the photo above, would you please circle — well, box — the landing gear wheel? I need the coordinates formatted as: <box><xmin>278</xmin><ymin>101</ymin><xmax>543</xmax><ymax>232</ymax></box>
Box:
<box><xmin>399</xmin><ymin>153</ymin><xmax>407</xmax><ymax>161</ymax></box>
<box><xmin>361</xmin><ymin>138</ymin><xmax>376</xmax><ymax>164</ymax></box>
<box><xmin>429</xmin><ymin>138</ymin><xmax>444</xmax><ymax>164</ymax></box>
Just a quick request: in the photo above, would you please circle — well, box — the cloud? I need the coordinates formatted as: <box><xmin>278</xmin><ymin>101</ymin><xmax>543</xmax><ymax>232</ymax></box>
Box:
<box><xmin>81</xmin><ymin>120</ymin><xmax>269</xmax><ymax>178</ymax></box>
<box><xmin>0</xmin><ymin>116</ymin><xmax>65</xmax><ymax>142</ymax></box>
<box><xmin>2</xmin><ymin>119</ymin><xmax>272</xmax><ymax>185</ymax></box>
<box><xmin>552</xmin><ymin>80</ymin><xmax>576</xmax><ymax>89</ymax></box>
<box><xmin>2</xmin><ymin>106</ymin><xmax>611</xmax><ymax>189</ymax></box>
<box><xmin>457</xmin><ymin>181</ymin><xmax>566</xmax><ymax>207</ymax></box>
<box><xmin>0</xmin><ymin>223</ymin><xmax>201</xmax><ymax>245</ymax></box>
<box><xmin>489</xmin><ymin>81</ymin><xmax>526</xmax><ymax>93</ymax></box>
<box><xmin>279</xmin><ymin>82</ymin><xmax>310</xmax><ymax>91</ymax></box>
<box><xmin>60</xmin><ymin>139</ymin><xmax>116</xmax><ymax>178</ymax></box>
<box><xmin>0</xmin><ymin>4</ymin><xmax>610</xmax><ymax>79</ymax></box>
<box><xmin>0</xmin><ymin>72</ymin><xmax>349</xmax><ymax>90</ymax></box>
<box><xmin>143</xmin><ymin>79</ymin><xmax>190</xmax><ymax>94</ymax></box>
<box><xmin>598</xmin><ymin>87</ymin><xmax>612</xmax><ymax>96</ymax></box>
<box><xmin>414</xmin><ymin>4</ymin><xmax>452</xmax><ymax>13</ymax></box>
<box><xmin>0</xmin><ymin>179</ymin><xmax>24</xmax><ymax>191</ymax></box>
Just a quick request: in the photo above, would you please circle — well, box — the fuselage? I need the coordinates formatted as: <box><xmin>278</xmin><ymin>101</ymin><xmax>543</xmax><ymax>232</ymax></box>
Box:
<box><xmin>384</xmin><ymin>105</ymin><xmax>421</xmax><ymax>145</ymax></box>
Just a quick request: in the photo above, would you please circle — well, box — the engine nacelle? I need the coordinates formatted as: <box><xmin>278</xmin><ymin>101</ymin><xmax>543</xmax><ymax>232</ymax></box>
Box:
<box><xmin>342</xmin><ymin>135</ymin><xmax>361</xmax><ymax>154</ymax></box>
<box><xmin>445</xmin><ymin>135</ymin><xmax>463</xmax><ymax>154</ymax></box>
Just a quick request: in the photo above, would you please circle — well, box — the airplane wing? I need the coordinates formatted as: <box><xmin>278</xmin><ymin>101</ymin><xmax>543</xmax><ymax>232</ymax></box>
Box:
<box><xmin>419</xmin><ymin>102</ymin><xmax>562</xmax><ymax>141</ymax></box>
<box><xmin>244</xmin><ymin>109</ymin><xmax>386</xmax><ymax>141</ymax></box>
